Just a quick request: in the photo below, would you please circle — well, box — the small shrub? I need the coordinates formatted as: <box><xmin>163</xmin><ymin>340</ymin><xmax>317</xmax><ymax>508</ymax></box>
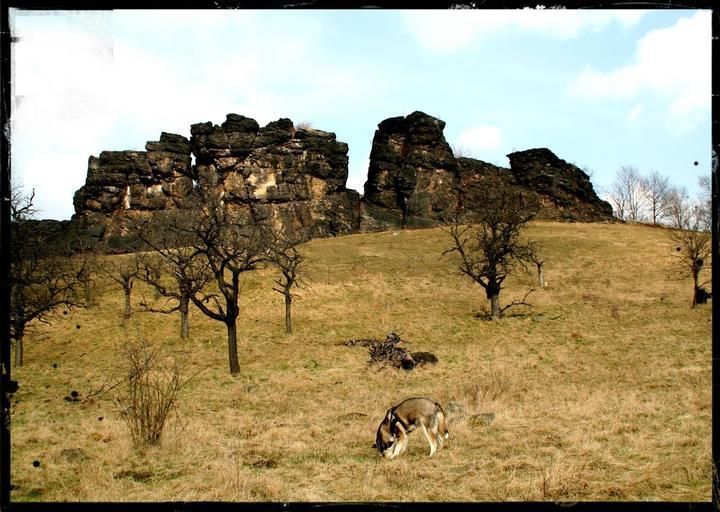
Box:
<box><xmin>112</xmin><ymin>338</ymin><xmax>184</xmax><ymax>447</ymax></box>
<box><xmin>295</xmin><ymin>121</ymin><xmax>313</xmax><ymax>131</ymax></box>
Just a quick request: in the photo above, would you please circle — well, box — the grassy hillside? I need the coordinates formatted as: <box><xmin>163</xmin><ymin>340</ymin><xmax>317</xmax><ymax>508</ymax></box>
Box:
<box><xmin>10</xmin><ymin>221</ymin><xmax>712</xmax><ymax>502</ymax></box>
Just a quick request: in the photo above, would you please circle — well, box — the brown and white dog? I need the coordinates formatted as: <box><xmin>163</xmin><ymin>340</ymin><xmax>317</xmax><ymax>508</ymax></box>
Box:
<box><xmin>375</xmin><ymin>397</ymin><xmax>449</xmax><ymax>458</ymax></box>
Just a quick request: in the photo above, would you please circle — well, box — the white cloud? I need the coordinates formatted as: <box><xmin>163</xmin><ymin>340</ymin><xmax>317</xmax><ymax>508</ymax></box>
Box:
<box><xmin>9</xmin><ymin>10</ymin><xmax>380</xmax><ymax>219</ymax></box>
<box><xmin>10</xmin><ymin>11</ymin><xmax>117</xmax><ymax>218</ymax></box>
<box><xmin>455</xmin><ymin>125</ymin><xmax>503</xmax><ymax>156</ymax></box>
<box><xmin>401</xmin><ymin>10</ymin><xmax>648</xmax><ymax>52</ymax></box>
<box><xmin>627</xmin><ymin>104</ymin><xmax>644</xmax><ymax>123</ymax></box>
<box><xmin>568</xmin><ymin>11</ymin><xmax>710</xmax><ymax>132</ymax></box>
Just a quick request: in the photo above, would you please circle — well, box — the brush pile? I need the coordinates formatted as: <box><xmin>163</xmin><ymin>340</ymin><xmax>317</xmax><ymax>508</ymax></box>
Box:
<box><xmin>343</xmin><ymin>331</ymin><xmax>438</xmax><ymax>370</ymax></box>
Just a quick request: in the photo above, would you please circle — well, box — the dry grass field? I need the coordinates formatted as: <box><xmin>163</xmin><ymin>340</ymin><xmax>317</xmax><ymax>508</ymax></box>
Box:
<box><xmin>10</xmin><ymin>221</ymin><xmax>712</xmax><ymax>502</ymax></box>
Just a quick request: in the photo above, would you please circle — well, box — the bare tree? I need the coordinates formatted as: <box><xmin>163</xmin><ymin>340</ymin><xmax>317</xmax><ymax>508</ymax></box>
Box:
<box><xmin>451</xmin><ymin>143</ymin><xmax>469</xmax><ymax>158</ymax></box>
<box><xmin>666</xmin><ymin>186</ymin><xmax>692</xmax><ymax>229</ymax></box>
<box><xmin>9</xmin><ymin>187</ymin><xmax>81</xmax><ymax>366</ymax></box>
<box><xmin>134</xmin><ymin>212</ymin><xmax>213</xmax><ymax>340</ymax></box>
<box><xmin>71</xmin><ymin>236</ymin><xmax>100</xmax><ymax>308</ymax></box>
<box><xmin>176</xmin><ymin>191</ymin><xmax>270</xmax><ymax>375</ymax></box>
<box><xmin>697</xmin><ymin>174</ymin><xmax>712</xmax><ymax>232</ymax></box>
<box><xmin>607</xmin><ymin>166</ymin><xmax>646</xmax><ymax>221</ymax></box>
<box><xmin>668</xmin><ymin>206</ymin><xmax>711</xmax><ymax>307</ymax></box>
<box><xmin>112</xmin><ymin>338</ymin><xmax>185</xmax><ymax>447</ymax></box>
<box><xmin>443</xmin><ymin>183</ymin><xmax>540</xmax><ymax>319</ymax></box>
<box><xmin>640</xmin><ymin>170</ymin><xmax>672</xmax><ymax>225</ymax></box>
<box><xmin>606</xmin><ymin>180</ymin><xmax>627</xmax><ymax>221</ymax></box>
<box><xmin>97</xmin><ymin>253</ymin><xmax>139</xmax><ymax>321</ymax></box>
<box><xmin>268</xmin><ymin>230</ymin><xmax>306</xmax><ymax>335</ymax></box>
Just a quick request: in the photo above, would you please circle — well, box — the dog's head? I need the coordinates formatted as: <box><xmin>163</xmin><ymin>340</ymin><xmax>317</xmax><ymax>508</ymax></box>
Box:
<box><xmin>375</xmin><ymin>408</ymin><xmax>398</xmax><ymax>458</ymax></box>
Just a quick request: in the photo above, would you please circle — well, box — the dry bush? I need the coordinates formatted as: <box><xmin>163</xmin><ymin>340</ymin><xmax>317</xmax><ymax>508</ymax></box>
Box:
<box><xmin>112</xmin><ymin>338</ymin><xmax>185</xmax><ymax>447</ymax></box>
<box><xmin>295</xmin><ymin>120</ymin><xmax>313</xmax><ymax>130</ymax></box>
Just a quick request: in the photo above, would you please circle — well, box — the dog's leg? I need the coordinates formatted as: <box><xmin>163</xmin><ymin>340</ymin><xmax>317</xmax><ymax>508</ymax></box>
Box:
<box><xmin>398</xmin><ymin>423</ymin><xmax>409</xmax><ymax>457</ymax></box>
<box><xmin>433</xmin><ymin>429</ymin><xmax>444</xmax><ymax>450</ymax></box>
<box><xmin>388</xmin><ymin>441</ymin><xmax>401</xmax><ymax>459</ymax></box>
<box><xmin>390</xmin><ymin>423</ymin><xmax>408</xmax><ymax>459</ymax></box>
<box><xmin>429</xmin><ymin>415</ymin><xmax>444</xmax><ymax>450</ymax></box>
<box><xmin>397</xmin><ymin>433</ymin><xmax>409</xmax><ymax>457</ymax></box>
<box><xmin>422</xmin><ymin>423</ymin><xmax>437</xmax><ymax>456</ymax></box>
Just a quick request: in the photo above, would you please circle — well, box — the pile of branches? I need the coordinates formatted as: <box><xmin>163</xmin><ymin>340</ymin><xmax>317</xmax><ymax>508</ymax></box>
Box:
<box><xmin>344</xmin><ymin>331</ymin><xmax>438</xmax><ymax>371</ymax></box>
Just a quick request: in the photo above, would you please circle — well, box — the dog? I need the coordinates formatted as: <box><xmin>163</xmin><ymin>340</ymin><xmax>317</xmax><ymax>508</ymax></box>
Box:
<box><xmin>375</xmin><ymin>397</ymin><xmax>449</xmax><ymax>458</ymax></box>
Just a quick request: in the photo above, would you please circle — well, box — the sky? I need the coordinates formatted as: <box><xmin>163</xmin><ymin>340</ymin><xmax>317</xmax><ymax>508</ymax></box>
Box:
<box><xmin>9</xmin><ymin>9</ymin><xmax>712</xmax><ymax>221</ymax></box>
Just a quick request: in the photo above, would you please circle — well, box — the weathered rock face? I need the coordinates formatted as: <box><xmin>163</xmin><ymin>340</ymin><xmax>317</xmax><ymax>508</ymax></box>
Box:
<box><xmin>73</xmin><ymin>132</ymin><xmax>193</xmax><ymax>215</ymax></box>
<box><xmin>72</xmin><ymin>115</ymin><xmax>361</xmax><ymax>244</ymax></box>
<box><xmin>506</xmin><ymin>148</ymin><xmax>613</xmax><ymax>222</ymax></box>
<box><xmin>456</xmin><ymin>157</ymin><xmax>516</xmax><ymax>210</ymax></box>
<box><xmin>362</xmin><ymin>112</ymin><xmax>613</xmax><ymax>228</ymax></box>
<box><xmin>362</xmin><ymin>111</ymin><xmax>459</xmax><ymax>230</ymax></box>
<box><xmin>189</xmin><ymin>115</ymin><xmax>360</xmax><ymax>237</ymax></box>
<box><xmin>69</xmin><ymin>110</ymin><xmax>613</xmax><ymax>251</ymax></box>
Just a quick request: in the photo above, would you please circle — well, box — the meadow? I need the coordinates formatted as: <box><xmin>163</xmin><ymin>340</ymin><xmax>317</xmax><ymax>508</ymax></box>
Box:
<box><xmin>10</xmin><ymin>221</ymin><xmax>712</xmax><ymax>502</ymax></box>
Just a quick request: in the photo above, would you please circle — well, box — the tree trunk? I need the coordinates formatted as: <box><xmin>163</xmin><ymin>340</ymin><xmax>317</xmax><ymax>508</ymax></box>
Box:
<box><xmin>536</xmin><ymin>262</ymin><xmax>546</xmax><ymax>288</ymax></box>
<box><xmin>123</xmin><ymin>288</ymin><xmax>132</xmax><ymax>320</ymax></box>
<box><xmin>692</xmin><ymin>272</ymin><xmax>699</xmax><ymax>308</ymax></box>
<box><xmin>490</xmin><ymin>294</ymin><xmax>501</xmax><ymax>320</ymax></box>
<box><xmin>13</xmin><ymin>337</ymin><xmax>23</xmax><ymax>367</ymax></box>
<box><xmin>180</xmin><ymin>293</ymin><xmax>190</xmax><ymax>339</ymax></box>
<box><xmin>285</xmin><ymin>293</ymin><xmax>292</xmax><ymax>335</ymax></box>
<box><xmin>153</xmin><ymin>269</ymin><xmax>161</xmax><ymax>301</ymax></box>
<box><xmin>226</xmin><ymin>321</ymin><xmax>240</xmax><ymax>375</ymax></box>
<box><xmin>83</xmin><ymin>279</ymin><xmax>94</xmax><ymax>308</ymax></box>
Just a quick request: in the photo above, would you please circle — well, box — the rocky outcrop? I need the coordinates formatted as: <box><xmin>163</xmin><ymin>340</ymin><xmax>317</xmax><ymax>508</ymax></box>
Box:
<box><xmin>73</xmin><ymin>133</ymin><xmax>193</xmax><ymax>215</ymax></box>
<box><xmin>189</xmin><ymin>114</ymin><xmax>359</xmax><ymax>237</ymax></box>
<box><xmin>68</xmin><ymin>110</ymin><xmax>613</xmax><ymax>251</ymax></box>
<box><xmin>506</xmin><ymin>148</ymin><xmax>613</xmax><ymax>222</ymax></box>
<box><xmin>72</xmin><ymin>115</ymin><xmax>361</xmax><ymax>245</ymax></box>
<box><xmin>362</xmin><ymin>111</ymin><xmax>458</xmax><ymax>230</ymax></box>
<box><xmin>362</xmin><ymin>111</ymin><xmax>613</xmax><ymax>229</ymax></box>
<box><xmin>456</xmin><ymin>156</ymin><xmax>516</xmax><ymax>210</ymax></box>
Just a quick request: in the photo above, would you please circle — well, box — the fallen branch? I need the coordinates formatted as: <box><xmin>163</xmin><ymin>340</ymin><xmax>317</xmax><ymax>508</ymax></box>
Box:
<box><xmin>500</xmin><ymin>288</ymin><xmax>535</xmax><ymax>314</ymax></box>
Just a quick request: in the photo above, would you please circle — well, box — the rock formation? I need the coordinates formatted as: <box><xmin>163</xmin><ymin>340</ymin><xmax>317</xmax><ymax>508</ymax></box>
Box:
<box><xmin>506</xmin><ymin>148</ymin><xmax>613</xmax><ymax>222</ymax></box>
<box><xmin>188</xmin><ymin>114</ymin><xmax>359</xmax><ymax>237</ymax></box>
<box><xmin>71</xmin><ymin>115</ymin><xmax>361</xmax><ymax>247</ymax></box>
<box><xmin>67</xmin><ymin>110</ymin><xmax>613</xmax><ymax>251</ymax></box>
<box><xmin>363</xmin><ymin>111</ymin><xmax>613</xmax><ymax>228</ymax></box>
<box><xmin>362</xmin><ymin>111</ymin><xmax>458</xmax><ymax>230</ymax></box>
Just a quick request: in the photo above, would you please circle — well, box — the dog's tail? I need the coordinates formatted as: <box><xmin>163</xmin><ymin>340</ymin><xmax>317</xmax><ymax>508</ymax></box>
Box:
<box><xmin>436</xmin><ymin>402</ymin><xmax>449</xmax><ymax>439</ymax></box>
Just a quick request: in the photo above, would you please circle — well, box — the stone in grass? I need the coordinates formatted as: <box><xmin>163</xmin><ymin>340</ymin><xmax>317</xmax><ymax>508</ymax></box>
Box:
<box><xmin>469</xmin><ymin>412</ymin><xmax>496</xmax><ymax>427</ymax></box>
<box><xmin>411</xmin><ymin>351</ymin><xmax>438</xmax><ymax>366</ymax></box>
